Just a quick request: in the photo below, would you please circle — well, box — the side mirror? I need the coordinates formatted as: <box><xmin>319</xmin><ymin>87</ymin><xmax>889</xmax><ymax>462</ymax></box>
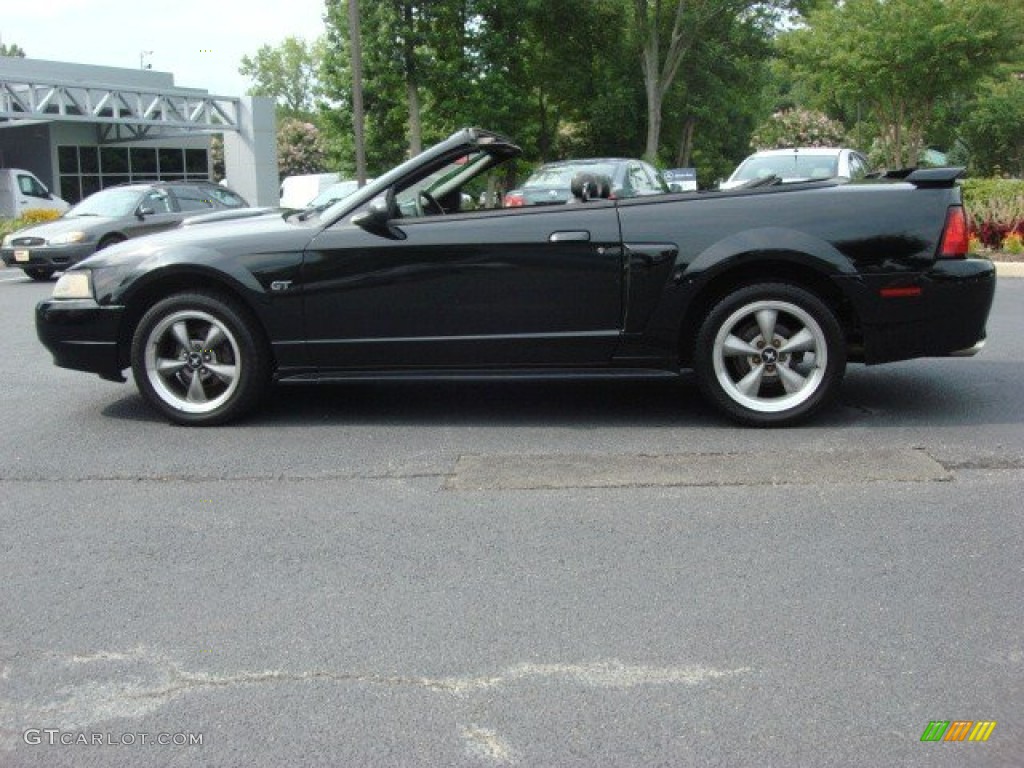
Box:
<box><xmin>351</xmin><ymin>189</ymin><xmax>405</xmax><ymax>240</ymax></box>
<box><xmin>136</xmin><ymin>206</ymin><xmax>155</xmax><ymax>219</ymax></box>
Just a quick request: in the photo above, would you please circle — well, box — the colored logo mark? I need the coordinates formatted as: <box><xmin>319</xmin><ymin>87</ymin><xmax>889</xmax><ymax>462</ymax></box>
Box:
<box><xmin>920</xmin><ymin>720</ymin><xmax>997</xmax><ymax>742</ymax></box>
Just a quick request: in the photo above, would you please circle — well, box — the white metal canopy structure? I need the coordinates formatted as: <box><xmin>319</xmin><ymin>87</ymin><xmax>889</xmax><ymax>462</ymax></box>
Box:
<box><xmin>0</xmin><ymin>58</ymin><xmax>276</xmax><ymax>207</ymax></box>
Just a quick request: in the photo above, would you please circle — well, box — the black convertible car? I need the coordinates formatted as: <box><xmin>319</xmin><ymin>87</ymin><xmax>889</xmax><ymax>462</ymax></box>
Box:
<box><xmin>36</xmin><ymin>128</ymin><xmax>995</xmax><ymax>427</ymax></box>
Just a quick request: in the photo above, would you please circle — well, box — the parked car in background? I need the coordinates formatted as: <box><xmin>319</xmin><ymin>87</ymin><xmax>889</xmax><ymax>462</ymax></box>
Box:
<box><xmin>504</xmin><ymin>158</ymin><xmax>668</xmax><ymax>207</ymax></box>
<box><xmin>720</xmin><ymin>148</ymin><xmax>871</xmax><ymax>190</ymax></box>
<box><xmin>1</xmin><ymin>181</ymin><xmax>248</xmax><ymax>280</ymax></box>
<box><xmin>0</xmin><ymin>168</ymin><xmax>70</xmax><ymax>219</ymax></box>
<box><xmin>279</xmin><ymin>173</ymin><xmax>341</xmax><ymax>209</ymax></box>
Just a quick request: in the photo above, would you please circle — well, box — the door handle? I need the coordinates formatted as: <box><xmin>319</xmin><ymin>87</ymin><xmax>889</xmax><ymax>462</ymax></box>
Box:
<box><xmin>548</xmin><ymin>230</ymin><xmax>590</xmax><ymax>243</ymax></box>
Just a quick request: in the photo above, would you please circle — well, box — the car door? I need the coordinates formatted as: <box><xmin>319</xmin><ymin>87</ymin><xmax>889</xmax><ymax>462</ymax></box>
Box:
<box><xmin>301</xmin><ymin>202</ymin><xmax>625</xmax><ymax>370</ymax></box>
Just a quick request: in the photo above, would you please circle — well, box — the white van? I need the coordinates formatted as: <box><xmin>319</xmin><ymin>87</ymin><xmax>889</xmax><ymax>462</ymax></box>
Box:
<box><xmin>0</xmin><ymin>169</ymin><xmax>70</xmax><ymax>219</ymax></box>
<box><xmin>279</xmin><ymin>173</ymin><xmax>341</xmax><ymax>209</ymax></box>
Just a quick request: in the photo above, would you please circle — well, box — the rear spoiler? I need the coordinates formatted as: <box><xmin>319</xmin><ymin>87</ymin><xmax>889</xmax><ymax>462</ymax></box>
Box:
<box><xmin>868</xmin><ymin>167</ymin><xmax>965</xmax><ymax>188</ymax></box>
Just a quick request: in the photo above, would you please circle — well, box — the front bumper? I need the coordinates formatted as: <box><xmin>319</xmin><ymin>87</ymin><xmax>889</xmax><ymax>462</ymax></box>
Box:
<box><xmin>36</xmin><ymin>298</ymin><xmax>127</xmax><ymax>381</ymax></box>
<box><xmin>2</xmin><ymin>242</ymin><xmax>97</xmax><ymax>270</ymax></box>
<box><xmin>836</xmin><ymin>258</ymin><xmax>997</xmax><ymax>365</ymax></box>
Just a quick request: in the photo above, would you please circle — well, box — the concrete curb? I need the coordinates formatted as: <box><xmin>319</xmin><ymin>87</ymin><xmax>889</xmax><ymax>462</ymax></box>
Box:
<box><xmin>994</xmin><ymin>261</ymin><xmax>1024</xmax><ymax>278</ymax></box>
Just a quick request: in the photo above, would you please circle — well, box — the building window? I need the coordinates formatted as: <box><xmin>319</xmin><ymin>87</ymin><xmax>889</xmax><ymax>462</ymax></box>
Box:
<box><xmin>57</xmin><ymin>145</ymin><xmax>210</xmax><ymax>203</ymax></box>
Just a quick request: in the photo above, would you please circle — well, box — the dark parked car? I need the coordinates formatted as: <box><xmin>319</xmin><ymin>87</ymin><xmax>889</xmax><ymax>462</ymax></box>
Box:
<box><xmin>503</xmin><ymin>158</ymin><xmax>668</xmax><ymax>207</ymax></box>
<box><xmin>2</xmin><ymin>181</ymin><xmax>248</xmax><ymax>281</ymax></box>
<box><xmin>36</xmin><ymin>128</ymin><xmax>994</xmax><ymax>427</ymax></box>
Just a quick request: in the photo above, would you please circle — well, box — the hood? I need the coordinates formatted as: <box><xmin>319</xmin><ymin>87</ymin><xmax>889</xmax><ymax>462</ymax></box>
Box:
<box><xmin>79</xmin><ymin>210</ymin><xmax>312</xmax><ymax>270</ymax></box>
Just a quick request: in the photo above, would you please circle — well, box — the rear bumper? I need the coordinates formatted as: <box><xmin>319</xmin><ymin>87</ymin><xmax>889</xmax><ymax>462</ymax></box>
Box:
<box><xmin>36</xmin><ymin>298</ymin><xmax>126</xmax><ymax>381</ymax></box>
<box><xmin>836</xmin><ymin>258</ymin><xmax>996</xmax><ymax>365</ymax></box>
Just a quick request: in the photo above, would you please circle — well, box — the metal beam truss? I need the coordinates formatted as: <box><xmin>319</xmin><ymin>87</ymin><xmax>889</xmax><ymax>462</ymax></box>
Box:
<box><xmin>0</xmin><ymin>76</ymin><xmax>240</xmax><ymax>135</ymax></box>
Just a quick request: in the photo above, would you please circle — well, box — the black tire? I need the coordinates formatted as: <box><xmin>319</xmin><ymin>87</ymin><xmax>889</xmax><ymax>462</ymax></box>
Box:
<box><xmin>130</xmin><ymin>292</ymin><xmax>271</xmax><ymax>426</ymax></box>
<box><xmin>23</xmin><ymin>267</ymin><xmax>55</xmax><ymax>281</ymax></box>
<box><xmin>693</xmin><ymin>282</ymin><xmax>846</xmax><ymax>427</ymax></box>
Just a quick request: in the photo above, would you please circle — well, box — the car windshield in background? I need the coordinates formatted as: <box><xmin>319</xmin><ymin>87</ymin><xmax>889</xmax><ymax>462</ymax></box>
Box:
<box><xmin>65</xmin><ymin>188</ymin><xmax>143</xmax><ymax>218</ymax></box>
<box><xmin>308</xmin><ymin>181</ymin><xmax>361</xmax><ymax>208</ymax></box>
<box><xmin>525</xmin><ymin>163</ymin><xmax>617</xmax><ymax>187</ymax></box>
<box><xmin>734</xmin><ymin>155</ymin><xmax>840</xmax><ymax>182</ymax></box>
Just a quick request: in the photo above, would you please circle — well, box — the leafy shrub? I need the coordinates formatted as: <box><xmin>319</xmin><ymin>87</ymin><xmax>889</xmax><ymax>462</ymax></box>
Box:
<box><xmin>961</xmin><ymin>178</ymin><xmax>1024</xmax><ymax>249</ymax></box>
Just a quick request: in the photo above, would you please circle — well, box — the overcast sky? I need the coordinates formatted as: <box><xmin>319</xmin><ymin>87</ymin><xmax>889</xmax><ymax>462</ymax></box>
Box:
<box><xmin>2</xmin><ymin>0</ymin><xmax>328</xmax><ymax>97</ymax></box>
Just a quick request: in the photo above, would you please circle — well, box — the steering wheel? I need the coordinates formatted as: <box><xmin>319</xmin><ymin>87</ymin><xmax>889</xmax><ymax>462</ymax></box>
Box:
<box><xmin>419</xmin><ymin>190</ymin><xmax>445</xmax><ymax>216</ymax></box>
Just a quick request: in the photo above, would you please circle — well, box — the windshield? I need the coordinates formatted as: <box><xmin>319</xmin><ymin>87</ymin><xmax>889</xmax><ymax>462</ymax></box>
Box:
<box><xmin>308</xmin><ymin>180</ymin><xmax>362</xmax><ymax>208</ymax></box>
<box><xmin>733</xmin><ymin>155</ymin><xmax>839</xmax><ymax>182</ymax></box>
<box><xmin>66</xmin><ymin>188</ymin><xmax>145</xmax><ymax>217</ymax></box>
<box><xmin>524</xmin><ymin>163</ymin><xmax>617</xmax><ymax>188</ymax></box>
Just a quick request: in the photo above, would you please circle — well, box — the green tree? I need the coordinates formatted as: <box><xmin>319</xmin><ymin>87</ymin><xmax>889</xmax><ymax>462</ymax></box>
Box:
<box><xmin>958</xmin><ymin>74</ymin><xmax>1024</xmax><ymax>177</ymax></box>
<box><xmin>1</xmin><ymin>42</ymin><xmax>26</xmax><ymax>57</ymax></box>
<box><xmin>782</xmin><ymin>0</ymin><xmax>1020</xmax><ymax>167</ymax></box>
<box><xmin>240</xmin><ymin>36</ymin><xmax>324</xmax><ymax>115</ymax></box>
<box><xmin>631</xmin><ymin>0</ymin><xmax>783</xmax><ymax>163</ymax></box>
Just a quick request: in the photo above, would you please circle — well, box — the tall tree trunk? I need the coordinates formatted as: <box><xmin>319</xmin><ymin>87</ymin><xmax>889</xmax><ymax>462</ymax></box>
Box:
<box><xmin>635</xmin><ymin>0</ymin><xmax>700</xmax><ymax>163</ymax></box>
<box><xmin>347</xmin><ymin>0</ymin><xmax>367</xmax><ymax>185</ymax></box>
<box><xmin>406</xmin><ymin>79</ymin><xmax>422</xmax><ymax>156</ymax></box>
<box><xmin>676</xmin><ymin>116</ymin><xmax>696</xmax><ymax>167</ymax></box>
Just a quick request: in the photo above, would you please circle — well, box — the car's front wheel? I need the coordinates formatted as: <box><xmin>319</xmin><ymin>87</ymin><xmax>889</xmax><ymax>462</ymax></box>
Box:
<box><xmin>23</xmin><ymin>267</ymin><xmax>55</xmax><ymax>281</ymax></box>
<box><xmin>130</xmin><ymin>292</ymin><xmax>270</xmax><ymax>426</ymax></box>
<box><xmin>693</xmin><ymin>282</ymin><xmax>846</xmax><ymax>427</ymax></box>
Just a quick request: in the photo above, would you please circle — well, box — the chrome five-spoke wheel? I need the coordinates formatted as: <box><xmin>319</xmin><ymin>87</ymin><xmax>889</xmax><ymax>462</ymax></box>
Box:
<box><xmin>144</xmin><ymin>310</ymin><xmax>241</xmax><ymax>414</ymax></box>
<box><xmin>712</xmin><ymin>300</ymin><xmax>826</xmax><ymax>414</ymax></box>
<box><xmin>695</xmin><ymin>283</ymin><xmax>846</xmax><ymax>426</ymax></box>
<box><xmin>131</xmin><ymin>292</ymin><xmax>270</xmax><ymax>425</ymax></box>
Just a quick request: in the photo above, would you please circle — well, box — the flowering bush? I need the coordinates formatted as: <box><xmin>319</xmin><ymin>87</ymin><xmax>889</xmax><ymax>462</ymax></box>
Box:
<box><xmin>750</xmin><ymin>109</ymin><xmax>847</xmax><ymax>151</ymax></box>
<box><xmin>277</xmin><ymin>118</ymin><xmax>328</xmax><ymax>179</ymax></box>
<box><xmin>20</xmin><ymin>208</ymin><xmax>62</xmax><ymax>225</ymax></box>
<box><xmin>961</xmin><ymin>179</ymin><xmax>1024</xmax><ymax>249</ymax></box>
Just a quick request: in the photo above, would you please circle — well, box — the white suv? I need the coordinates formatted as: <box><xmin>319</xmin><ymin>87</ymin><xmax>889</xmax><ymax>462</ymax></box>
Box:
<box><xmin>721</xmin><ymin>148</ymin><xmax>871</xmax><ymax>190</ymax></box>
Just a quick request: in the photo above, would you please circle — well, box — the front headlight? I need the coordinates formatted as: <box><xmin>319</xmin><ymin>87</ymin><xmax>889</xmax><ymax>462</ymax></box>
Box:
<box><xmin>1</xmin><ymin>234</ymin><xmax>12</xmax><ymax>248</ymax></box>
<box><xmin>48</xmin><ymin>231</ymin><xmax>88</xmax><ymax>246</ymax></box>
<box><xmin>52</xmin><ymin>271</ymin><xmax>93</xmax><ymax>299</ymax></box>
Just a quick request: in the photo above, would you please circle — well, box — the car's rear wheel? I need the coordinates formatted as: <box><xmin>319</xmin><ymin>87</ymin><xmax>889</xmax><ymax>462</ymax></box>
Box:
<box><xmin>694</xmin><ymin>282</ymin><xmax>846</xmax><ymax>427</ymax></box>
<box><xmin>23</xmin><ymin>267</ymin><xmax>55</xmax><ymax>281</ymax></box>
<box><xmin>131</xmin><ymin>292</ymin><xmax>270</xmax><ymax>426</ymax></box>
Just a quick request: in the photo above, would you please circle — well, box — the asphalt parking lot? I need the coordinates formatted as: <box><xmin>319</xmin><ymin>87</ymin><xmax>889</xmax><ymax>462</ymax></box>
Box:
<box><xmin>1</xmin><ymin>266</ymin><xmax>1022</xmax><ymax>766</ymax></box>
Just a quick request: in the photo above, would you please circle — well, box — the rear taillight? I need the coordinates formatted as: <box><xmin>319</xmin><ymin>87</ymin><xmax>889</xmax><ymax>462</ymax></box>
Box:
<box><xmin>939</xmin><ymin>206</ymin><xmax>969</xmax><ymax>259</ymax></box>
<box><xmin>504</xmin><ymin>193</ymin><xmax>524</xmax><ymax>208</ymax></box>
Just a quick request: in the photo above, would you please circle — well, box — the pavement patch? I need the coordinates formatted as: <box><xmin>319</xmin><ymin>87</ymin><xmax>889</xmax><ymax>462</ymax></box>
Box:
<box><xmin>447</xmin><ymin>448</ymin><xmax>951</xmax><ymax>490</ymax></box>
